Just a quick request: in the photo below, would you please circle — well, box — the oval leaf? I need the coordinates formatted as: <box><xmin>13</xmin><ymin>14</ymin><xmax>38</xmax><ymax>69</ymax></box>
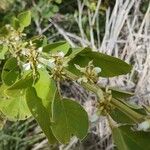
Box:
<box><xmin>101</xmin><ymin>87</ymin><xmax>134</xmax><ymax>99</ymax></box>
<box><xmin>34</xmin><ymin>69</ymin><xmax>56</xmax><ymax>106</ymax></box>
<box><xmin>51</xmin><ymin>93</ymin><xmax>89</xmax><ymax>143</ymax></box>
<box><xmin>18</xmin><ymin>10</ymin><xmax>31</xmax><ymax>28</ymax></box>
<box><xmin>12</xmin><ymin>17</ymin><xmax>20</xmax><ymax>30</ymax></box>
<box><xmin>110</xmin><ymin>108</ymin><xmax>135</xmax><ymax>124</ymax></box>
<box><xmin>31</xmin><ymin>35</ymin><xmax>47</xmax><ymax>48</ymax></box>
<box><xmin>6</xmin><ymin>73</ymin><xmax>34</xmax><ymax>90</ymax></box>
<box><xmin>0</xmin><ymin>85</ymin><xmax>31</xmax><ymax>121</ymax></box>
<box><xmin>68</xmin><ymin>47</ymin><xmax>132</xmax><ymax>77</ymax></box>
<box><xmin>1</xmin><ymin>57</ymin><xmax>20</xmax><ymax>86</ymax></box>
<box><xmin>5</xmin><ymin>72</ymin><xmax>34</xmax><ymax>97</ymax></box>
<box><xmin>26</xmin><ymin>69</ymin><xmax>58</xmax><ymax>144</ymax></box>
<box><xmin>43</xmin><ymin>41</ymin><xmax>70</xmax><ymax>55</ymax></box>
<box><xmin>112</xmin><ymin>125</ymin><xmax>150</xmax><ymax>150</ymax></box>
<box><xmin>26</xmin><ymin>87</ymin><xmax>57</xmax><ymax>144</ymax></box>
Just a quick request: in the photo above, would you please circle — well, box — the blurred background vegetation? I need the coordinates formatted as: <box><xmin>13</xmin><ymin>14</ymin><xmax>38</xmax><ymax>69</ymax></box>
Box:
<box><xmin>0</xmin><ymin>0</ymin><xmax>149</xmax><ymax>149</ymax></box>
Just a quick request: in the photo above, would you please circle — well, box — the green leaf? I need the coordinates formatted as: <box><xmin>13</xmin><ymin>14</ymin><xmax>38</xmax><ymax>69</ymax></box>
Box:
<box><xmin>0</xmin><ymin>85</ymin><xmax>31</xmax><ymax>121</ymax></box>
<box><xmin>52</xmin><ymin>5</ymin><xmax>59</xmax><ymax>13</ymax></box>
<box><xmin>68</xmin><ymin>47</ymin><xmax>132</xmax><ymax>77</ymax></box>
<box><xmin>101</xmin><ymin>87</ymin><xmax>134</xmax><ymax>99</ymax></box>
<box><xmin>1</xmin><ymin>57</ymin><xmax>20</xmax><ymax>86</ymax></box>
<box><xmin>5</xmin><ymin>89</ymin><xmax>25</xmax><ymax>97</ymax></box>
<box><xmin>26</xmin><ymin>69</ymin><xmax>58</xmax><ymax>144</ymax></box>
<box><xmin>31</xmin><ymin>35</ymin><xmax>47</xmax><ymax>48</ymax></box>
<box><xmin>5</xmin><ymin>72</ymin><xmax>34</xmax><ymax>97</ymax></box>
<box><xmin>26</xmin><ymin>87</ymin><xmax>57</xmax><ymax>144</ymax></box>
<box><xmin>67</xmin><ymin>47</ymin><xmax>85</xmax><ymax>60</ymax></box>
<box><xmin>42</xmin><ymin>8</ymin><xmax>54</xmax><ymax>18</ymax></box>
<box><xmin>111</xmin><ymin>88</ymin><xmax>134</xmax><ymax>99</ymax></box>
<box><xmin>112</xmin><ymin>126</ymin><xmax>129</xmax><ymax>150</ymax></box>
<box><xmin>18</xmin><ymin>11</ymin><xmax>31</xmax><ymax>28</ymax></box>
<box><xmin>0</xmin><ymin>96</ymin><xmax>31</xmax><ymax>121</ymax></box>
<box><xmin>34</xmin><ymin>69</ymin><xmax>55</xmax><ymax>105</ymax></box>
<box><xmin>110</xmin><ymin>108</ymin><xmax>135</xmax><ymax>124</ymax></box>
<box><xmin>117</xmin><ymin>99</ymin><xmax>147</xmax><ymax>116</ymax></box>
<box><xmin>6</xmin><ymin>73</ymin><xmax>34</xmax><ymax>90</ymax></box>
<box><xmin>51</xmin><ymin>93</ymin><xmax>89</xmax><ymax>143</ymax></box>
<box><xmin>12</xmin><ymin>17</ymin><xmax>20</xmax><ymax>30</ymax></box>
<box><xmin>43</xmin><ymin>41</ymin><xmax>70</xmax><ymax>55</ymax></box>
<box><xmin>112</xmin><ymin>125</ymin><xmax>150</xmax><ymax>150</ymax></box>
<box><xmin>0</xmin><ymin>45</ymin><xmax>8</xmax><ymax>59</ymax></box>
<box><xmin>0</xmin><ymin>26</ymin><xmax>10</xmax><ymax>37</ymax></box>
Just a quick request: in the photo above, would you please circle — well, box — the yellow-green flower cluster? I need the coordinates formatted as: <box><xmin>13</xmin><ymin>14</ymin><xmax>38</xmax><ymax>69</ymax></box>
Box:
<box><xmin>75</xmin><ymin>60</ymin><xmax>101</xmax><ymax>84</ymax></box>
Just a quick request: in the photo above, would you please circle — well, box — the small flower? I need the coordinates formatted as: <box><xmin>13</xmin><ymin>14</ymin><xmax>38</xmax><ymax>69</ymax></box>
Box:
<box><xmin>75</xmin><ymin>61</ymin><xmax>102</xmax><ymax>83</ymax></box>
<box><xmin>37</xmin><ymin>47</ymin><xmax>43</xmax><ymax>52</ymax></box>
<box><xmin>29</xmin><ymin>40</ymin><xmax>33</xmax><ymax>46</ymax></box>
<box><xmin>37</xmin><ymin>64</ymin><xmax>44</xmax><ymax>68</ymax></box>
<box><xmin>134</xmin><ymin>120</ymin><xmax>150</xmax><ymax>131</ymax></box>
<box><xmin>58</xmin><ymin>51</ymin><xmax>65</xmax><ymax>57</ymax></box>
<box><xmin>23</xmin><ymin>63</ymin><xmax>31</xmax><ymax>71</ymax></box>
<box><xmin>0</xmin><ymin>40</ymin><xmax>3</xmax><ymax>44</ymax></box>
<box><xmin>5</xmin><ymin>24</ymin><xmax>11</xmax><ymax>29</ymax></box>
<box><xmin>15</xmin><ymin>36</ymin><xmax>20</xmax><ymax>41</ymax></box>
<box><xmin>77</xmin><ymin>76</ymin><xmax>88</xmax><ymax>83</ymax></box>
<box><xmin>21</xmin><ymin>33</ymin><xmax>26</xmax><ymax>37</ymax></box>
<box><xmin>74</xmin><ymin>64</ymin><xmax>86</xmax><ymax>73</ymax></box>
<box><xmin>21</xmin><ymin>48</ymin><xmax>29</xmax><ymax>56</ymax></box>
<box><xmin>48</xmin><ymin>58</ymin><xmax>56</xmax><ymax>69</ymax></box>
<box><xmin>93</xmin><ymin>67</ymin><xmax>101</xmax><ymax>74</ymax></box>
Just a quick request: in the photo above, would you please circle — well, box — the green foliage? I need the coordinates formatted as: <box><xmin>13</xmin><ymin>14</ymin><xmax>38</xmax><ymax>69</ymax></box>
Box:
<box><xmin>102</xmin><ymin>87</ymin><xmax>134</xmax><ymax>99</ymax></box>
<box><xmin>0</xmin><ymin>96</ymin><xmax>31</xmax><ymax>121</ymax></box>
<box><xmin>26</xmin><ymin>87</ymin><xmax>57</xmax><ymax>144</ymax></box>
<box><xmin>43</xmin><ymin>41</ymin><xmax>70</xmax><ymax>55</ymax></box>
<box><xmin>51</xmin><ymin>93</ymin><xmax>88</xmax><ymax>143</ymax></box>
<box><xmin>1</xmin><ymin>57</ymin><xmax>20</xmax><ymax>86</ymax></box>
<box><xmin>0</xmin><ymin>10</ymin><xmax>149</xmax><ymax>149</ymax></box>
<box><xmin>32</xmin><ymin>0</ymin><xmax>62</xmax><ymax>21</ymax></box>
<box><xmin>12</xmin><ymin>17</ymin><xmax>20</xmax><ymax>30</ymax></box>
<box><xmin>17</xmin><ymin>11</ymin><xmax>31</xmax><ymax>28</ymax></box>
<box><xmin>0</xmin><ymin>85</ymin><xmax>31</xmax><ymax>121</ymax></box>
<box><xmin>110</xmin><ymin>108</ymin><xmax>135</xmax><ymax>124</ymax></box>
<box><xmin>68</xmin><ymin>47</ymin><xmax>132</xmax><ymax>77</ymax></box>
<box><xmin>112</xmin><ymin>125</ymin><xmax>150</xmax><ymax>150</ymax></box>
<box><xmin>26</xmin><ymin>70</ymin><xmax>56</xmax><ymax>143</ymax></box>
<box><xmin>26</xmin><ymin>69</ymin><xmax>58</xmax><ymax>143</ymax></box>
<box><xmin>6</xmin><ymin>72</ymin><xmax>34</xmax><ymax>90</ymax></box>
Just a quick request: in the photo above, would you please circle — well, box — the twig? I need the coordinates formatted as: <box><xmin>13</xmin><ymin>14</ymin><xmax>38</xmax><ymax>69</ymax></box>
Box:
<box><xmin>77</xmin><ymin>0</ymin><xmax>86</xmax><ymax>41</ymax></box>
<box><xmin>65</xmin><ymin>32</ymin><xmax>90</xmax><ymax>46</ymax></box>
<box><xmin>32</xmin><ymin>139</ymin><xmax>48</xmax><ymax>150</ymax></box>
<box><xmin>41</xmin><ymin>23</ymin><xmax>52</xmax><ymax>34</ymax></box>
<box><xmin>88</xmin><ymin>10</ymin><xmax>96</xmax><ymax>50</ymax></box>
<box><xmin>49</xmin><ymin>19</ymin><xmax>76</xmax><ymax>47</ymax></box>
<box><xmin>92</xmin><ymin>0</ymin><xmax>102</xmax><ymax>26</ymax></box>
<box><xmin>63</xmin><ymin>137</ymin><xmax>78</xmax><ymax>150</ymax></box>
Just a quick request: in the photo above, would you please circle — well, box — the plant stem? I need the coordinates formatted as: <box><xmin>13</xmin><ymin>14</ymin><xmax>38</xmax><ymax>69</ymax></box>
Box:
<box><xmin>64</xmin><ymin>69</ymin><xmax>145</xmax><ymax>123</ymax></box>
<box><xmin>111</xmin><ymin>98</ymin><xmax>144</xmax><ymax>123</ymax></box>
<box><xmin>64</xmin><ymin>69</ymin><xmax>104</xmax><ymax>100</ymax></box>
<box><xmin>39</xmin><ymin>57</ymin><xmax>145</xmax><ymax>124</ymax></box>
